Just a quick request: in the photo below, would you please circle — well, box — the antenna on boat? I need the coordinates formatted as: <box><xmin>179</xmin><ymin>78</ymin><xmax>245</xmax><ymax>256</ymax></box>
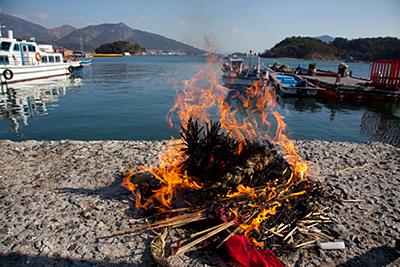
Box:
<box><xmin>80</xmin><ymin>35</ymin><xmax>83</xmax><ymax>51</ymax></box>
<box><xmin>0</xmin><ymin>8</ymin><xmax>4</xmax><ymax>37</ymax></box>
<box><xmin>0</xmin><ymin>19</ymin><xmax>5</xmax><ymax>38</ymax></box>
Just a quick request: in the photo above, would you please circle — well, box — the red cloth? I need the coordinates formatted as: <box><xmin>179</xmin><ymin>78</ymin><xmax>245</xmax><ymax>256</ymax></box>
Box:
<box><xmin>225</xmin><ymin>235</ymin><xmax>286</xmax><ymax>267</ymax></box>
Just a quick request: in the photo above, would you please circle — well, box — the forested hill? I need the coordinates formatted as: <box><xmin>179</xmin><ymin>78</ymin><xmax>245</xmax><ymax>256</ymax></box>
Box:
<box><xmin>260</xmin><ymin>36</ymin><xmax>400</xmax><ymax>61</ymax></box>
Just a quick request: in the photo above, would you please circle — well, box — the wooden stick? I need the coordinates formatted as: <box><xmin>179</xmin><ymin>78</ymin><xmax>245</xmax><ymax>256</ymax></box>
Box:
<box><xmin>284</xmin><ymin>226</ymin><xmax>298</xmax><ymax>241</ymax></box>
<box><xmin>334</xmin><ymin>162</ymin><xmax>371</xmax><ymax>174</ymax></box>
<box><xmin>298</xmin><ymin>219</ymin><xmax>326</xmax><ymax>224</ymax></box>
<box><xmin>305</xmin><ymin>223</ymin><xmax>319</xmax><ymax>229</ymax></box>
<box><xmin>276</xmin><ymin>224</ymin><xmax>289</xmax><ymax>233</ymax></box>
<box><xmin>190</xmin><ymin>223</ymin><xmax>226</xmax><ymax>239</ymax></box>
<box><xmin>143</xmin><ymin>215</ymin><xmax>207</xmax><ymax>232</ymax></box>
<box><xmin>176</xmin><ymin>221</ymin><xmax>235</xmax><ymax>255</ymax></box>
<box><xmin>112</xmin><ymin>210</ymin><xmax>205</xmax><ymax>235</ymax></box>
<box><xmin>158</xmin><ymin>207</ymin><xmax>202</xmax><ymax>214</ymax></box>
<box><xmin>176</xmin><ymin>223</ymin><xmax>233</xmax><ymax>248</ymax></box>
<box><xmin>265</xmin><ymin>228</ymin><xmax>284</xmax><ymax>237</ymax></box>
<box><xmin>295</xmin><ymin>240</ymin><xmax>316</xmax><ymax>248</ymax></box>
<box><xmin>307</xmin><ymin>228</ymin><xmax>333</xmax><ymax>239</ymax></box>
<box><xmin>125</xmin><ymin>216</ymin><xmax>207</xmax><ymax>238</ymax></box>
<box><xmin>216</xmin><ymin>211</ymin><xmax>257</xmax><ymax>249</ymax></box>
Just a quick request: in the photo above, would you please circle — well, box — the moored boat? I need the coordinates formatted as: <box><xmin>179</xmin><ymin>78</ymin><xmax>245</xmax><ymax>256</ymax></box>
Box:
<box><xmin>270</xmin><ymin>72</ymin><xmax>322</xmax><ymax>97</ymax></box>
<box><xmin>79</xmin><ymin>58</ymin><xmax>93</xmax><ymax>66</ymax></box>
<box><xmin>221</xmin><ymin>56</ymin><xmax>270</xmax><ymax>89</ymax></box>
<box><xmin>0</xmin><ymin>24</ymin><xmax>80</xmax><ymax>84</ymax></box>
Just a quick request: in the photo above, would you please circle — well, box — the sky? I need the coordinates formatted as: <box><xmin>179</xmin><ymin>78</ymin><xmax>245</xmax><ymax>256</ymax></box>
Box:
<box><xmin>1</xmin><ymin>0</ymin><xmax>399</xmax><ymax>53</ymax></box>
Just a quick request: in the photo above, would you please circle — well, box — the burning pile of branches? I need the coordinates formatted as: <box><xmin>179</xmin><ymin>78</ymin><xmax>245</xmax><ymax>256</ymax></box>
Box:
<box><xmin>114</xmin><ymin>54</ymin><xmax>334</xmax><ymax>265</ymax></box>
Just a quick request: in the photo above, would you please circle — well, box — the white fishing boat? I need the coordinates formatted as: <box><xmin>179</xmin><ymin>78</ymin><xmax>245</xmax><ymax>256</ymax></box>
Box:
<box><xmin>221</xmin><ymin>56</ymin><xmax>270</xmax><ymax>89</ymax></box>
<box><xmin>0</xmin><ymin>23</ymin><xmax>80</xmax><ymax>84</ymax></box>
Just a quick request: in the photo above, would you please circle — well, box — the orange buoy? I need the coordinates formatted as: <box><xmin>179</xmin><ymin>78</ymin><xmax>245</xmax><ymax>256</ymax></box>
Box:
<box><xmin>35</xmin><ymin>52</ymin><xmax>41</xmax><ymax>62</ymax></box>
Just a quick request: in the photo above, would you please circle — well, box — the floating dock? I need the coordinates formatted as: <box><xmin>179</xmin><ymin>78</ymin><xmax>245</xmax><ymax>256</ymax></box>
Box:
<box><xmin>298</xmin><ymin>59</ymin><xmax>400</xmax><ymax>103</ymax></box>
<box><xmin>88</xmin><ymin>53</ymin><xmax>123</xmax><ymax>57</ymax></box>
<box><xmin>302</xmin><ymin>75</ymin><xmax>400</xmax><ymax>103</ymax></box>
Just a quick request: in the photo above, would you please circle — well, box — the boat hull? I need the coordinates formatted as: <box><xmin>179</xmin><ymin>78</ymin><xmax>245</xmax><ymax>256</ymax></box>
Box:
<box><xmin>275</xmin><ymin>84</ymin><xmax>318</xmax><ymax>97</ymax></box>
<box><xmin>222</xmin><ymin>76</ymin><xmax>263</xmax><ymax>90</ymax></box>
<box><xmin>270</xmin><ymin>73</ymin><xmax>320</xmax><ymax>97</ymax></box>
<box><xmin>0</xmin><ymin>62</ymin><xmax>80</xmax><ymax>84</ymax></box>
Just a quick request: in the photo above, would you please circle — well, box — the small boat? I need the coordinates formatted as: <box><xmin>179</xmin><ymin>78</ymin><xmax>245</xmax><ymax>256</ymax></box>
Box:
<box><xmin>344</xmin><ymin>56</ymin><xmax>355</xmax><ymax>63</ymax></box>
<box><xmin>79</xmin><ymin>58</ymin><xmax>92</xmax><ymax>67</ymax></box>
<box><xmin>268</xmin><ymin>62</ymin><xmax>292</xmax><ymax>72</ymax></box>
<box><xmin>270</xmin><ymin>73</ymin><xmax>322</xmax><ymax>97</ymax></box>
<box><xmin>0</xmin><ymin>23</ymin><xmax>80</xmax><ymax>84</ymax></box>
<box><xmin>221</xmin><ymin>56</ymin><xmax>270</xmax><ymax>89</ymax></box>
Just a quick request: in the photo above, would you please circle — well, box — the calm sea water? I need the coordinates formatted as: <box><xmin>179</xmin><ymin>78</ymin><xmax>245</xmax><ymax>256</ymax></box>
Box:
<box><xmin>0</xmin><ymin>56</ymin><xmax>399</xmax><ymax>146</ymax></box>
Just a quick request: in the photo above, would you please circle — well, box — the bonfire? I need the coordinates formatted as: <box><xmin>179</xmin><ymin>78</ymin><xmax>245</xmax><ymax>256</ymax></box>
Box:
<box><xmin>115</xmin><ymin>53</ymin><xmax>334</xmax><ymax>266</ymax></box>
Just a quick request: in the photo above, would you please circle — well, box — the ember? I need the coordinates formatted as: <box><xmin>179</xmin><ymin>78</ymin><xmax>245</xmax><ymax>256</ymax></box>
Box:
<box><xmin>116</xmin><ymin>53</ymin><xmax>334</xmax><ymax>264</ymax></box>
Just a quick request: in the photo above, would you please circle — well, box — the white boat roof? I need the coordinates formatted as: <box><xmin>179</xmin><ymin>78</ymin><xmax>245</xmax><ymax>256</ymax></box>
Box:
<box><xmin>230</xmin><ymin>58</ymin><xmax>244</xmax><ymax>62</ymax></box>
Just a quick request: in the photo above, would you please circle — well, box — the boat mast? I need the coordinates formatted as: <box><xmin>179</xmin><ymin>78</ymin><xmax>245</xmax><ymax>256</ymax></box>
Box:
<box><xmin>0</xmin><ymin>20</ymin><xmax>5</xmax><ymax>38</ymax></box>
<box><xmin>80</xmin><ymin>35</ymin><xmax>84</xmax><ymax>51</ymax></box>
<box><xmin>0</xmin><ymin>7</ymin><xmax>5</xmax><ymax>37</ymax></box>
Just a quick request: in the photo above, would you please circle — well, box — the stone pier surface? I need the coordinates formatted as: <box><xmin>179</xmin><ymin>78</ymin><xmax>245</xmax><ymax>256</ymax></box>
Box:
<box><xmin>0</xmin><ymin>140</ymin><xmax>399</xmax><ymax>267</ymax></box>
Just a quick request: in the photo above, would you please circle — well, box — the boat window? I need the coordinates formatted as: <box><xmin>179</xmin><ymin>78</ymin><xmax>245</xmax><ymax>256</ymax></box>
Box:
<box><xmin>22</xmin><ymin>46</ymin><xmax>27</xmax><ymax>52</ymax></box>
<box><xmin>13</xmin><ymin>44</ymin><xmax>20</xmax><ymax>51</ymax></box>
<box><xmin>28</xmin><ymin>45</ymin><xmax>36</xmax><ymax>52</ymax></box>
<box><xmin>0</xmin><ymin>56</ymin><xmax>10</xmax><ymax>64</ymax></box>
<box><xmin>49</xmin><ymin>55</ymin><xmax>54</xmax><ymax>63</ymax></box>
<box><xmin>55</xmin><ymin>56</ymin><xmax>61</xmax><ymax>62</ymax></box>
<box><xmin>0</xmin><ymin>42</ymin><xmax>12</xmax><ymax>51</ymax></box>
<box><xmin>41</xmin><ymin>56</ymin><xmax>48</xmax><ymax>63</ymax></box>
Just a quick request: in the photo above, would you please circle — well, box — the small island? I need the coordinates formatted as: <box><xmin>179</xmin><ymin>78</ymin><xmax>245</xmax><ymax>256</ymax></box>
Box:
<box><xmin>94</xmin><ymin>41</ymin><xmax>146</xmax><ymax>55</ymax></box>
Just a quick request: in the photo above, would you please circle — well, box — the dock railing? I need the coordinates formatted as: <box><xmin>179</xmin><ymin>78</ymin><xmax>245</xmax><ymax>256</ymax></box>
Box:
<box><xmin>370</xmin><ymin>59</ymin><xmax>400</xmax><ymax>90</ymax></box>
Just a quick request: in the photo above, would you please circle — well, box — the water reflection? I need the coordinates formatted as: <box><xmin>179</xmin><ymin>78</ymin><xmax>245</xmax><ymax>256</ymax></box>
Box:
<box><xmin>277</xmin><ymin>97</ymin><xmax>400</xmax><ymax>147</ymax></box>
<box><xmin>361</xmin><ymin>110</ymin><xmax>400</xmax><ymax>147</ymax></box>
<box><xmin>277</xmin><ymin>96</ymin><xmax>321</xmax><ymax>113</ymax></box>
<box><xmin>0</xmin><ymin>77</ymin><xmax>82</xmax><ymax>136</ymax></box>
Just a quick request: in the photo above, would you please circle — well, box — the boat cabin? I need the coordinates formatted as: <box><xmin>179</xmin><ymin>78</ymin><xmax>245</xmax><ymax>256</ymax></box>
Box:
<box><xmin>0</xmin><ymin>30</ymin><xmax>64</xmax><ymax>66</ymax></box>
<box><xmin>228</xmin><ymin>57</ymin><xmax>244</xmax><ymax>73</ymax></box>
<box><xmin>221</xmin><ymin>56</ymin><xmax>244</xmax><ymax>74</ymax></box>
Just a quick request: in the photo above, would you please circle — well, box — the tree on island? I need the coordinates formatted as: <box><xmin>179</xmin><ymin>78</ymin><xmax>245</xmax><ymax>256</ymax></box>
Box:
<box><xmin>95</xmin><ymin>41</ymin><xmax>146</xmax><ymax>54</ymax></box>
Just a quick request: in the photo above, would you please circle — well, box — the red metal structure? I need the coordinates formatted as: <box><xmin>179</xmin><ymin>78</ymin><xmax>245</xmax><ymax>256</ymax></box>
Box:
<box><xmin>370</xmin><ymin>59</ymin><xmax>400</xmax><ymax>90</ymax></box>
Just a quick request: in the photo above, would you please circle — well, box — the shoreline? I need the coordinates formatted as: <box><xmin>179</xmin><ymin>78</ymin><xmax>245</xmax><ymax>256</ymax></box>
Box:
<box><xmin>0</xmin><ymin>140</ymin><xmax>399</xmax><ymax>266</ymax></box>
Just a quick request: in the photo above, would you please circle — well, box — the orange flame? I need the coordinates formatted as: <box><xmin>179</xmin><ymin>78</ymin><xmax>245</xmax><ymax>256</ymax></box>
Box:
<box><xmin>121</xmin><ymin>139</ymin><xmax>202</xmax><ymax>209</ymax></box>
<box><xmin>241</xmin><ymin>201</ymin><xmax>282</xmax><ymax>235</ymax></box>
<box><xmin>273</xmin><ymin>111</ymin><xmax>308</xmax><ymax>180</ymax></box>
<box><xmin>226</xmin><ymin>184</ymin><xmax>257</xmax><ymax>199</ymax></box>
<box><xmin>250</xmin><ymin>238</ymin><xmax>265</xmax><ymax>247</ymax></box>
<box><xmin>121</xmin><ymin>171</ymin><xmax>136</xmax><ymax>193</ymax></box>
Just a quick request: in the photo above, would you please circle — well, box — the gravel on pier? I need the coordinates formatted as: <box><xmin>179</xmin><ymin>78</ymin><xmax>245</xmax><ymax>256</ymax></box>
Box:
<box><xmin>0</xmin><ymin>140</ymin><xmax>399</xmax><ymax>267</ymax></box>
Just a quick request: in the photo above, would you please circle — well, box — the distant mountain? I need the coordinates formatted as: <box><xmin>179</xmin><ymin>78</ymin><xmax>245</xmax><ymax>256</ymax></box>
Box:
<box><xmin>260</xmin><ymin>36</ymin><xmax>400</xmax><ymax>61</ymax></box>
<box><xmin>49</xmin><ymin>25</ymin><xmax>76</xmax><ymax>39</ymax></box>
<box><xmin>57</xmin><ymin>23</ymin><xmax>204</xmax><ymax>54</ymax></box>
<box><xmin>313</xmin><ymin>35</ymin><xmax>335</xmax><ymax>43</ymax></box>
<box><xmin>0</xmin><ymin>13</ymin><xmax>204</xmax><ymax>54</ymax></box>
<box><xmin>0</xmin><ymin>13</ymin><xmax>56</xmax><ymax>42</ymax></box>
